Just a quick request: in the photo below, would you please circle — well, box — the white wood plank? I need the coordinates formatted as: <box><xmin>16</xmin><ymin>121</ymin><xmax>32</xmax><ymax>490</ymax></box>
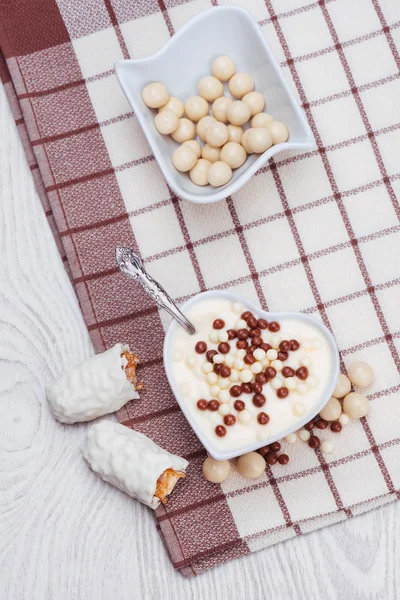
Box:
<box><xmin>0</xmin><ymin>83</ymin><xmax>399</xmax><ymax>600</ymax></box>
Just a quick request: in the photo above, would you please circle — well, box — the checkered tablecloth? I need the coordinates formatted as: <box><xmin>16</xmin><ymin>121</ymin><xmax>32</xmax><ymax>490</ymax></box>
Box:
<box><xmin>1</xmin><ymin>0</ymin><xmax>400</xmax><ymax>577</ymax></box>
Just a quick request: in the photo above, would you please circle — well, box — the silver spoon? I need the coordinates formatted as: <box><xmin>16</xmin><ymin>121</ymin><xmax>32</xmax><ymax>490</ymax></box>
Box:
<box><xmin>115</xmin><ymin>246</ymin><xmax>196</xmax><ymax>335</ymax></box>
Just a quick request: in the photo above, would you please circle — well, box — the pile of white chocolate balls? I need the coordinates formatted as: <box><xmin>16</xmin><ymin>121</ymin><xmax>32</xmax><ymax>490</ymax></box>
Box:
<box><xmin>141</xmin><ymin>55</ymin><xmax>289</xmax><ymax>188</ymax></box>
<box><xmin>202</xmin><ymin>360</ymin><xmax>374</xmax><ymax>483</ymax></box>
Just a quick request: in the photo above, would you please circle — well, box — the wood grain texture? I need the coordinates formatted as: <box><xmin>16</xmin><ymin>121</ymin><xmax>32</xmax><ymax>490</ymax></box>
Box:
<box><xmin>0</xmin><ymin>83</ymin><xmax>399</xmax><ymax>600</ymax></box>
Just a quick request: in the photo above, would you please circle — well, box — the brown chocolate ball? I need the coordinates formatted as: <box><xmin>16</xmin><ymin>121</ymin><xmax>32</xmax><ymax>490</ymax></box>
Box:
<box><xmin>242</xmin><ymin>383</ymin><xmax>253</xmax><ymax>394</ymax></box>
<box><xmin>331</xmin><ymin>421</ymin><xmax>342</xmax><ymax>433</ymax></box>
<box><xmin>252</xmin><ymin>382</ymin><xmax>263</xmax><ymax>394</ymax></box>
<box><xmin>290</xmin><ymin>339</ymin><xmax>300</xmax><ymax>351</ymax></box>
<box><xmin>213</xmin><ymin>364</ymin><xmax>222</xmax><ymax>374</ymax></box>
<box><xmin>227</xmin><ymin>329</ymin><xmax>237</xmax><ymax>340</ymax></box>
<box><xmin>268</xmin><ymin>321</ymin><xmax>280</xmax><ymax>332</ymax></box>
<box><xmin>206</xmin><ymin>349</ymin><xmax>218</xmax><ymax>363</ymax></box>
<box><xmin>247</xmin><ymin>316</ymin><xmax>258</xmax><ymax>328</ymax></box>
<box><xmin>277</xmin><ymin>387</ymin><xmax>289</xmax><ymax>399</ymax></box>
<box><xmin>304</xmin><ymin>420</ymin><xmax>315</xmax><ymax>431</ymax></box>
<box><xmin>244</xmin><ymin>354</ymin><xmax>255</xmax><ymax>365</ymax></box>
<box><xmin>252</xmin><ymin>336</ymin><xmax>263</xmax><ymax>347</ymax></box>
<box><xmin>260</xmin><ymin>343</ymin><xmax>272</xmax><ymax>352</ymax></box>
<box><xmin>279</xmin><ymin>340</ymin><xmax>291</xmax><ymax>352</ymax></box>
<box><xmin>267</xmin><ymin>452</ymin><xmax>278</xmax><ymax>465</ymax></box>
<box><xmin>218</xmin><ymin>342</ymin><xmax>230</xmax><ymax>354</ymax></box>
<box><xmin>223</xmin><ymin>414</ymin><xmax>236</xmax><ymax>426</ymax></box>
<box><xmin>265</xmin><ymin>367</ymin><xmax>277</xmax><ymax>380</ymax></box>
<box><xmin>296</xmin><ymin>367</ymin><xmax>309</xmax><ymax>380</ymax></box>
<box><xmin>230</xmin><ymin>385</ymin><xmax>243</xmax><ymax>397</ymax></box>
<box><xmin>215</xmin><ymin>425</ymin><xmax>227</xmax><ymax>437</ymax></box>
<box><xmin>236</xmin><ymin>339</ymin><xmax>248</xmax><ymax>349</ymax></box>
<box><xmin>315</xmin><ymin>419</ymin><xmax>328</xmax><ymax>430</ymax></box>
<box><xmin>282</xmin><ymin>366</ymin><xmax>295</xmax><ymax>378</ymax></box>
<box><xmin>213</xmin><ymin>319</ymin><xmax>225</xmax><ymax>329</ymax></box>
<box><xmin>241</xmin><ymin>311</ymin><xmax>253</xmax><ymax>320</ymax></box>
<box><xmin>253</xmin><ymin>393</ymin><xmax>266</xmax><ymax>407</ymax></box>
<box><xmin>197</xmin><ymin>399</ymin><xmax>208</xmax><ymax>410</ymax></box>
<box><xmin>237</xmin><ymin>328</ymin><xmax>249</xmax><ymax>340</ymax></box>
<box><xmin>195</xmin><ymin>341</ymin><xmax>207</xmax><ymax>354</ymax></box>
<box><xmin>278</xmin><ymin>454</ymin><xmax>289</xmax><ymax>465</ymax></box>
<box><xmin>258</xmin><ymin>445</ymin><xmax>270</xmax><ymax>457</ymax></box>
<box><xmin>308</xmin><ymin>436</ymin><xmax>320</xmax><ymax>449</ymax></box>
<box><xmin>220</xmin><ymin>365</ymin><xmax>231</xmax><ymax>378</ymax></box>
<box><xmin>249</xmin><ymin>328</ymin><xmax>261</xmax><ymax>338</ymax></box>
<box><xmin>234</xmin><ymin>400</ymin><xmax>245</xmax><ymax>411</ymax></box>
<box><xmin>257</xmin><ymin>412</ymin><xmax>270</xmax><ymax>425</ymax></box>
<box><xmin>257</xmin><ymin>318</ymin><xmax>268</xmax><ymax>329</ymax></box>
<box><xmin>269</xmin><ymin>442</ymin><xmax>281</xmax><ymax>453</ymax></box>
<box><xmin>246</xmin><ymin>345</ymin><xmax>256</xmax><ymax>354</ymax></box>
<box><xmin>256</xmin><ymin>373</ymin><xmax>267</xmax><ymax>385</ymax></box>
<box><xmin>277</xmin><ymin>351</ymin><xmax>289</xmax><ymax>361</ymax></box>
<box><xmin>208</xmin><ymin>400</ymin><xmax>220</xmax><ymax>411</ymax></box>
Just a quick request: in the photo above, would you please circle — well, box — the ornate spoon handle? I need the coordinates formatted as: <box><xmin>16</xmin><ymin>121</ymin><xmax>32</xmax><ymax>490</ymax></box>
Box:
<box><xmin>115</xmin><ymin>247</ymin><xmax>196</xmax><ymax>335</ymax></box>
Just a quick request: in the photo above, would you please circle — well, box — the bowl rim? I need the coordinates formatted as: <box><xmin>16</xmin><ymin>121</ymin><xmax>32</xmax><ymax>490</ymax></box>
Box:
<box><xmin>163</xmin><ymin>290</ymin><xmax>340</xmax><ymax>461</ymax></box>
<box><xmin>115</xmin><ymin>5</ymin><xmax>316</xmax><ymax>204</ymax></box>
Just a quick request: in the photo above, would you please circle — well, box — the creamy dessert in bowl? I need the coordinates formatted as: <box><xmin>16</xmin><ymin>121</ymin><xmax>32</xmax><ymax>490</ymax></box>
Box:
<box><xmin>164</xmin><ymin>291</ymin><xmax>339</xmax><ymax>461</ymax></box>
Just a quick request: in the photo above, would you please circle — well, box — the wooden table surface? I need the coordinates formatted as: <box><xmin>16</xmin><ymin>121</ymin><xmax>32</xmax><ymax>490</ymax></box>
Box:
<box><xmin>1</xmin><ymin>83</ymin><xmax>399</xmax><ymax>600</ymax></box>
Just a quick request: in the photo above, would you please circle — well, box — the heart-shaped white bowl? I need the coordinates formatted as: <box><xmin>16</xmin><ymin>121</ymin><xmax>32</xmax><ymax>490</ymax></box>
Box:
<box><xmin>115</xmin><ymin>6</ymin><xmax>315</xmax><ymax>204</ymax></box>
<box><xmin>164</xmin><ymin>291</ymin><xmax>339</xmax><ymax>460</ymax></box>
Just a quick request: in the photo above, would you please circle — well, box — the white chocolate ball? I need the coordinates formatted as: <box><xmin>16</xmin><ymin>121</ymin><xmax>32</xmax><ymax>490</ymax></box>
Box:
<box><xmin>228</xmin><ymin>72</ymin><xmax>254</xmax><ymax>98</ymax></box>
<box><xmin>296</xmin><ymin>383</ymin><xmax>308</xmax><ymax>395</ymax></box>
<box><xmin>322</xmin><ymin>441</ymin><xmax>334</xmax><ymax>454</ymax></box>
<box><xmin>271</xmin><ymin>359</ymin><xmax>283</xmax><ymax>371</ymax></box>
<box><xmin>142</xmin><ymin>82</ymin><xmax>169</xmax><ymax>108</ymax></box>
<box><xmin>299</xmin><ymin>429</ymin><xmax>310</xmax><ymax>441</ymax></box>
<box><xmin>198</xmin><ymin>76</ymin><xmax>224</xmax><ymax>102</ymax></box>
<box><xmin>247</xmin><ymin>128</ymin><xmax>273</xmax><ymax>154</ymax></box>
<box><xmin>269</xmin><ymin>120</ymin><xmax>289</xmax><ymax>144</ymax></box>
<box><xmin>250</xmin><ymin>362</ymin><xmax>263</xmax><ymax>374</ymax></box>
<box><xmin>266</xmin><ymin>349</ymin><xmax>277</xmax><ymax>360</ymax></box>
<box><xmin>285</xmin><ymin>432</ymin><xmax>297</xmax><ymax>443</ymax></box>
<box><xmin>201</xmin><ymin>362</ymin><xmax>213</xmax><ymax>374</ymax></box>
<box><xmin>307</xmin><ymin>376</ymin><xmax>319</xmax><ymax>389</ymax></box>
<box><xmin>210</xmin><ymin>385</ymin><xmax>220</xmax><ymax>397</ymax></box>
<box><xmin>210</xmin><ymin>331</ymin><xmax>220</xmax><ymax>343</ymax></box>
<box><xmin>206</xmin><ymin>371</ymin><xmax>218</xmax><ymax>385</ymax></box>
<box><xmin>219</xmin><ymin>389</ymin><xmax>231</xmax><ymax>403</ymax></box>
<box><xmin>197</xmin><ymin>115</ymin><xmax>217</xmax><ymax>141</ymax></box>
<box><xmin>347</xmin><ymin>361</ymin><xmax>374</xmax><ymax>388</ymax></box>
<box><xmin>240</xmin><ymin>129</ymin><xmax>253</xmax><ymax>154</ymax></box>
<box><xmin>227</xmin><ymin>101</ymin><xmax>251</xmax><ymax>126</ymax></box>
<box><xmin>158</xmin><ymin>96</ymin><xmax>184</xmax><ymax>118</ymax></box>
<box><xmin>285</xmin><ymin>377</ymin><xmax>297</xmax><ymax>391</ymax></box>
<box><xmin>224</xmin><ymin>352</ymin><xmax>234</xmax><ymax>365</ymax></box>
<box><xmin>343</xmin><ymin>392</ymin><xmax>370</xmax><ymax>419</ymax></box>
<box><xmin>271</xmin><ymin>378</ymin><xmax>282</xmax><ymax>390</ymax></box>
<box><xmin>238</xmin><ymin>409</ymin><xmax>252</xmax><ymax>424</ymax></box>
<box><xmin>184</xmin><ymin>96</ymin><xmax>209</xmax><ymax>122</ymax></box>
<box><xmin>333</xmin><ymin>374</ymin><xmax>351</xmax><ymax>398</ymax></box>
<box><xmin>172</xmin><ymin>145</ymin><xmax>197</xmax><ymax>172</ymax></box>
<box><xmin>227</xmin><ymin>124</ymin><xmax>244</xmax><ymax>144</ymax></box>
<box><xmin>154</xmin><ymin>109</ymin><xmax>179</xmax><ymax>134</ymax></box>
<box><xmin>205</xmin><ymin>122</ymin><xmax>229</xmax><ymax>147</ymax></box>
<box><xmin>250</xmin><ymin>112</ymin><xmax>274</xmax><ymax>128</ymax></box>
<box><xmin>202</xmin><ymin>457</ymin><xmax>230</xmax><ymax>483</ymax></box>
<box><xmin>212</xmin><ymin>55</ymin><xmax>236</xmax><ymax>81</ymax></box>
<box><xmin>212</xmin><ymin>96</ymin><xmax>233</xmax><ymax>123</ymax></box>
<box><xmin>183</xmin><ymin>139</ymin><xmax>202</xmax><ymax>158</ymax></box>
<box><xmin>253</xmin><ymin>348</ymin><xmax>265</xmax><ymax>361</ymax></box>
<box><xmin>220</xmin><ymin>142</ymin><xmax>247</xmax><ymax>169</ymax></box>
<box><xmin>300</xmin><ymin>356</ymin><xmax>312</xmax><ymax>368</ymax></box>
<box><xmin>242</xmin><ymin>91</ymin><xmax>265</xmax><ymax>117</ymax></box>
<box><xmin>171</xmin><ymin>118</ymin><xmax>196</xmax><ymax>143</ymax></box>
<box><xmin>202</xmin><ymin>143</ymin><xmax>221</xmax><ymax>163</ymax></box>
<box><xmin>208</xmin><ymin>161</ymin><xmax>232</xmax><ymax>187</ymax></box>
<box><xmin>189</xmin><ymin>158</ymin><xmax>211</xmax><ymax>186</ymax></box>
<box><xmin>339</xmin><ymin>413</ymin><xmax>350</xmax><ymax>426</ymax></box>
<box><xmin>239</xmin><ymin>368</ymin><xmax>253</xmax><ymax>383</ymax></box>
<box><xmin>232</xmin><ymin>301</ymin><xmax>244</xmax><ymax>314</ymax></box>
<box><xmin>319</xmin><ymin>396</ymin><xmax>342</xmax><ymax>421</ymax></box>
<box><xmin>218</xmin><ymin>402</ymin><xmax>230</xmax><ymax>415</ymax></box>
<box><xmin>293</xmin><ymin>401</ymin><xmax>306</xmax><ymax>416</ymax></box>
<box><xmin>237</xmin><ymin>452</ymin><xmax>266</xmax><ymax>479</ymax></box>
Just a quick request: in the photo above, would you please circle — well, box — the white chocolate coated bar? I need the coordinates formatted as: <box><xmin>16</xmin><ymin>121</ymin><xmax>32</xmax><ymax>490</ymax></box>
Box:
<box><xmin>82</xmin><ymin>421</ymin><xmax>188</xmax><ymax>508</ymax></box>
<box><xmin>46</xmin><ymin>343</ymin><xmax>140</xmax><ymax>424</ymax></box>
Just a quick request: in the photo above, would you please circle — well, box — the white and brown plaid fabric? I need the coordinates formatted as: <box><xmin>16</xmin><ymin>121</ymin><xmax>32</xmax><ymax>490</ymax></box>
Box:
<box><xmin>1</xmin><ymin>0</ymin><xmax>400</xmax><ymax>577</ymax></box>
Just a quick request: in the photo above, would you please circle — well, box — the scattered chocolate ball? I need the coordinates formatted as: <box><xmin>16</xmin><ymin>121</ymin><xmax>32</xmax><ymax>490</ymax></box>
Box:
<box><xmin>195</xmin><ymin>341</ymin><xmax>207</xmax><ymax>354</ymax></box>
<box><xmin>265</xmin><ymin>366</ymin><xmax>277</xmax><ymax>379</ymax></box>
<box><xmin>258</xmin><ymin>445</ymin><xmax>270</xmax><ymax>458</ymax></box>
<box><xmin>252</xmin><ymin>382</ymin><xmax>263</xmax><ymax>394</ymax></box>
<box><xmin>197</xmin><ymin>399</ymin><xmax>208</xmax><ymax>410</ymax></box>
<box><xmin>308</xmin><ymin>436</ymin><xmax>320</xmax><ymax>449</ymax></box>
<box><xmin>208</xmin><ymin>400</ymin><xmax>220</xmax><ymax>411</ymax></box>
<box><xmin>252</xmin><ymin>336</ymin><xmax>263</xmax><ymax>347</ymax></box>
<box><xmin>331</xmin><ymin>421</ymin><xmax>342</xmax><ymax>433</ymax></box>
<box><xmin>244</xmin><ymin>354</ymin><xmax>256</xmax><ymax>365</ymax></box>
<box><xmin>237</xmin><ymin>328</ymin><xmax>249</xmax><ymax>340</ymax></box>
<box><xmin>218</xmin><ymin>342</ymin><xmax>230</xmax><ymax>354</ymax></box>
<box><xmin>304</xmin><ymin>420</ymin><xmax>315</xmax><ymax>431</ymax></box>
<box><xmin>236</xmin><ymin>340</ymin><xmax>248</xmax><ymax>349</ymax></box>
<box><xmin>227</xmin><ymin>329</ymin><xmax>237</xmax><ymax>340</ymax></box>
<box><xmin>234</xmin><ymin>400</ymin><xmax>245</xmax><ymax>411</ymax></box>
<box><xmin>268</xmin><ymin>321</ymin><xmax>280</xmax><ymax>332</ymax></box>
<box><xmin>347</xmin><ymin>361</ymin><xmax>374</xmax><ymax>388</ymax></box>
<box><xmin>246</xmin><ymin>345</ymin><xmax>256</xmax><ymax>354</ymax></box>
<box><xmin>269</xmin><ymin>442</ymin><xmax>281</xmax><ymax>452</ymax></box>
<box><xmin>249</xmin><ymin>328</ymin><xmax>261</xmax><ymax>338</ymax></box>
<box><xmin>260</xmin><ymin>343</ymin><xmax>272</xmax><ymax>352</ymax></box>
<box><xmin>219</xmin><ymin>365</ymin><xmax>231</xmax><ymax>378</ymax></box>
<box><xmin>242</xmin><ymin>383</ymin><xmax>253</xmax><ymax>394</ymax></box>
<box><xmin>257</xmin><ymin>412</ymin><xmax>269</xmax><ymax>425</ymax></box>
<box><xmin>247</xmin><ymin>316</ymin><xmax>258</xmax><ymax>328</ymax></box>
<box><xmin>256</xmin><ymin>373</ymin><xmax>267</xmax><ymax>385</ymax></box>
<box><xmin>319</xmin><ymin>396</ymin><xmax>342</xmax><ymax>421</ymax></box>
<box><xmin>279</xmin><ymin>340</ymin><xmax>291</xmax><ymax>352</ymax></box>
<box><xmin>224</xmin><ymin>414</ymin><xmax>236</xmax><ymax>426</ymax></box>
<box><xmin>202</xmin><ymin>457</ymin><xmax>230</xmax><ymax>483</ymax></box>
<box><xmin>277</xmin><ymin>351</ymin><xmax>289</xmax><ymax>361</ymax></box>
<box><xmin>257</xmin><ymin>318</ymin><xmax>268</xmax><ymax>329</ymax></box>
<box><xmin>237</xmin><ymin>452</ymin><xmax>266</xmax><ymax>479</ymax></box>
<box><xmin>282</xmin><ymin>366</ymin><xmax>295</xmax><ymax>378</ymax></box>
<box><xmin>215</xmin><ymin>425</ymin><xmax>227</xmax><ymax>437</ymax></box>
<box><xmin>253</xmin><ymin>393</ymin><xmax>266</xmax><ymax>407</ymax></box>
<box><xmin>290</xmin><ymin>339</ymin><xmax>300</xmax><ymax>351</ymax></box>
<box><xmin>343</xmin><ymin>392</ymin><xmax>370</xmax><ymax>418</ymax></box>
<box><xmin>230</xmin><ymin>385</ymin><xmax>242</xmax><ymax>397</ymax></box>
<box><xmin>213</xmin><ymin>318</ymin><xmax>225</xmax><ymax>329</ymax></box>
<box><xmin>206</xmin><ymin>349</ymin><xmax>218</xmax><ymax>363</ymax></box>
<box><xmin>267</xmin><ymin>452</ymin><xmax>278</xmax><ymax>465</ymax></box>
<box><xmin>277</xmin><ymin>387</ymin><xmax>289</xmax><ymax>399</ymax></box>
<box><xmin>315</xmin><ymin>419</ymin><xmax>328</xmax><ymax>430</ymax></box>
<box><xmin>278</xmin><ymin>454</ymin><xmax>289</xmax><ymax>465</ymax></box>
<box><xmin>241</xmin><ymin>311</ymin><xmax>253</xmax><ymax>320</ymax></box>
<box><xmin>296</xmin><ymin>366</ymin><xmax>309</xmax><ymax>380</ymax></box>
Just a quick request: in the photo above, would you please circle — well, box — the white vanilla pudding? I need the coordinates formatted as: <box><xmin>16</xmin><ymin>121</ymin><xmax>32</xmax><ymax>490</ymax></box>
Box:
<box><xmin>165</xmin><ymin>293</ymin><xmax>339</xmax><ymax>459</ymax></box>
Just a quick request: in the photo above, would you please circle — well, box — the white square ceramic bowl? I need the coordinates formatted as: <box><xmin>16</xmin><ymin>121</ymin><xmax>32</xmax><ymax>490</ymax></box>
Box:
<box><xmin>115</xmin><ymin>6</ymin><xmax>315</xmax><ymax>204</ymax></box>
<box><xmin>163</xmin><ymin>290</ymin><xmax>340</xmax><ymax>461</ymax></box>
